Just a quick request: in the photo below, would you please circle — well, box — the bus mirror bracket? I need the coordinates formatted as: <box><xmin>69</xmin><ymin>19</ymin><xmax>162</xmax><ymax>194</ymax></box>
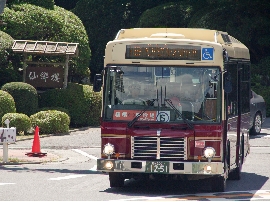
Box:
<box><xmin>93</xmin><ymin>74</ymin><xmax>102</xmax><ymax>92</ymax></box>
<box><xmin>224</xmin><ymin>72</ymin><xmax>232</xmax><ymax>93</ymax></box>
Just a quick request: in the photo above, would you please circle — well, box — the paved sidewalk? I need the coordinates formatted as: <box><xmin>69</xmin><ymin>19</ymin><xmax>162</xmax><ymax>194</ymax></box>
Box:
<box><xmin>0</xmin><ymin>126</ymin><xmax>100</xmax><ymax>165</ymax></box>
<box><xmin>0</xmin><ymin>148</ymin><xmax>67</xmax><ymax>165</ymax></box>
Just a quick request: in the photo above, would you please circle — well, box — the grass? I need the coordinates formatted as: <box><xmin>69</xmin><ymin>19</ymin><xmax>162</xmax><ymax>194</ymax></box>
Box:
<box><xmin>0</xmin><ymin>157</ymin><xmax>20</xmax><ymax>163</ymax></box>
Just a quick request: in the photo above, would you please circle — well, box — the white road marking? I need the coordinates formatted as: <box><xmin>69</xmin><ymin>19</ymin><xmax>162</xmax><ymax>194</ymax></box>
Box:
<box><xmin>90</xmin><ymin>165</ymin><xmax>97</xmax><ymax>171</ymax></box>
<box><xmin>0</xmin><ymin>183</ymin><xmax>16</xmax><ymax>185</ymax></box>
<box><xmin>72</xmin><ymin>149</ymin><xmax>98</xmax><ymax>160</ymax></box>
<box><xmin>72</xmin><ymin>149</ymin><xmax>98</xmax><ymax>171</ymax></box>
<box><xmin>49</xmin><ymin>174</ymin><xmax>86</xmax><ymax>181</ymax></box>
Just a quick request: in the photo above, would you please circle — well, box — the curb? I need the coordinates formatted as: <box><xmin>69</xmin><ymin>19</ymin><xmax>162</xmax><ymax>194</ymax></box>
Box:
<box><xmin>0</xmin><ymin>148</ymin><xmax>68</xmax><ymax>165</ymax></box>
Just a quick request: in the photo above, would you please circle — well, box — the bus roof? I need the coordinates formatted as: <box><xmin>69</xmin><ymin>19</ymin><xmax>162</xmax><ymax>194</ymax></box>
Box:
<box><xmin>113</xmin><ymin>28</ymin><xmax>250</xmax><ymax>60</ymax></box>
<box><xmin>116</xmin><ymin>28</ymin><xmax>235</xmax><ymax>44</ymax></box>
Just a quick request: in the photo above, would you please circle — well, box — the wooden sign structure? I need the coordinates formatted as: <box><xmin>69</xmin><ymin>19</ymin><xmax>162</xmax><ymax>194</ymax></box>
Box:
<box><xmin>12</xmin><ymin>40</ymin><xmax>79</xmax><ymax>89</ymax></box>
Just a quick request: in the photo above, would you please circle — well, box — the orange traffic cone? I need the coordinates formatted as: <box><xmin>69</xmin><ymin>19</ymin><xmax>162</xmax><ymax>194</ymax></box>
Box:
<box><xmin>26</xmin><ymin>126</ymin><xmax>47</xmax><ymax>157</ymax></box>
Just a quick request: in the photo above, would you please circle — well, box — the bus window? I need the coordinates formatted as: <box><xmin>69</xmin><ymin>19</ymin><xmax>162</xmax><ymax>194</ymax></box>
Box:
<box><xmin>103</xmin><ymin>65</ymin><xmax>221</xmax><ymax>123</ymax></box>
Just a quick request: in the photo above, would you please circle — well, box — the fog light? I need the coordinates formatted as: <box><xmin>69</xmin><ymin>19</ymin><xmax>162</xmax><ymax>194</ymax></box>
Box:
<box><xmin>203</xmin><ymin>147</ymin><xmax>216</xmax><ymax>159</ymax></box>
<box><xmin>204</xmin><ymin>165</ymin><xmax>212</xmax><ymax>174</ymax></box>
<box><xmin>105</xmin><ymin>161</ymin><xmax>114</xmax><ymax>169</ymax></box>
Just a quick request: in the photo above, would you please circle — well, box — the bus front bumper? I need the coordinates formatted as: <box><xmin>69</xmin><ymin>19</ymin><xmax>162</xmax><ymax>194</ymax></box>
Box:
<box><xmin>97</xmin><ymin>159</ymin><xmax>224</xmax><ymax>175</ymax></box>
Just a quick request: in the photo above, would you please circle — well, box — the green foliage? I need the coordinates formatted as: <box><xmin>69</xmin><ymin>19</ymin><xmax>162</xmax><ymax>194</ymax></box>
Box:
<box><xmin>2</xmin><ymin>113</ymin><xmax>32</xmax><ymax>134</ymax></box>
<box><xmin>37</xmin><ymin>107</ymin><xmax>70</xmax><ymax>117</ymax></box>
<box><xmin>0</xmin><ymin>31</ymin><xmax>22</xmax><ymax>87</ymax></box>
<box><xmin>0</xmin><ymin>31</ymin><xmax>13</xmax><ymax>64</ymax></box>
<box><xmin>1</xmin><ymin>82</ymin><xmax>38</xmax><ymax>116</ymax></box>
<box><xmin>137</xmin><ymin>2</ymin><xmax>193</xmax><ymax>28</ymax></box>
<box><xmin>72</xmin><ymin>0</ymin><xmax>126</xmax><ymax>79</ymax></box>
<box><xmin>30</xmin><ymin>110</ymin><xmax>70</xmax><ymax>134</ymax></box>
<box><xmin>251</xmin><ymin>56</ymin><xmax>270</xmax><ymax>117</ymax></box>
<box><xmin>6</xmin><ymin>0</ymin><xmax>55</xmax><ymax>10</ymax></box>
<box><xmin>1</xmin><ymin>4</ymin><xmax>91</xmax><ymax>81</ymax></box>
<box><xmin>54</xmin><ymin>0</ymin><xmax>79</xmax><ymax>10</ymax></box>
<box><xmin>0</xmin><ymin>90</ymin><xmax>16</xmax><ymax>120</ymax></box>
<box><xmin>39</xmin><ymin>82</ymin><xmax>102</xmax><ymax>127</ymax></box>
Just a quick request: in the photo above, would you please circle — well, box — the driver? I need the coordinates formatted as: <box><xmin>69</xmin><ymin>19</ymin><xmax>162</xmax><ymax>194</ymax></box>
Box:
<box><xmin>123</xmin><ymin>82</ymin><xmax>146</xmax><ymax>105</ymax></box>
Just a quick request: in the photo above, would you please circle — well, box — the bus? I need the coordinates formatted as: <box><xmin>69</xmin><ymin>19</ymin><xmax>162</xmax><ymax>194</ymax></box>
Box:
<box><xmin>93</xmin><ymin>28</ymin><xmax>251</xmax><ymax>192</ymax></box>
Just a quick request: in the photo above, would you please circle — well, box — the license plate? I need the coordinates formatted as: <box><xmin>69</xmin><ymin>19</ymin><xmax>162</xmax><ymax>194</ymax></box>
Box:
<box><xmin>145</xmin><ymin>161</ymin><xmax>169</xmax><ymax>173</ymax></box>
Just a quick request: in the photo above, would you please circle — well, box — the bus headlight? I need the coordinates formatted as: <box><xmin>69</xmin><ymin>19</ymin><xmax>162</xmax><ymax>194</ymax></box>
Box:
<box><xmin>105</xmin><ymin>161</ymin><xmax>114</xmax><ymax>169</ymax></box>
<box><xmin>103</xmin><ymin>143</ymin><xmax>115</xmax><ymax>156</ymax></box>
<box><xmin>203</xmin><ymin>147</ymin><xmax>216</xmax><ymax>159</ymax></box>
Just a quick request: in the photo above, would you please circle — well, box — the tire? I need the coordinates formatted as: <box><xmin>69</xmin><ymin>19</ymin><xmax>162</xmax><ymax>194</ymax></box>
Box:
<box><xmin>109</xmin><ymin>173</ymin><xmax>125</xmax><ymax>187</ymax></box>
<box><xmin>211</xmin><ymin>176</ymin><xmax>226</xmax><ymax>192</ymax></box>
<box><xmin>250</xmin><ymin>112</ymin><xmax>262</xmax><ymax>135</ymax></box>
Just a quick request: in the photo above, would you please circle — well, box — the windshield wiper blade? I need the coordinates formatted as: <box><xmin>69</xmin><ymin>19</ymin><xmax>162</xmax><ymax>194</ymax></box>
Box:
<box><xmin>127</xmin><ymin>99</ymin><xmax>156</xmax><ymax>128</ymax></box>
<box><xmin>165</xmin><ymin>98</ymin><xmax>194</xmax><ymax>129</ymax></box>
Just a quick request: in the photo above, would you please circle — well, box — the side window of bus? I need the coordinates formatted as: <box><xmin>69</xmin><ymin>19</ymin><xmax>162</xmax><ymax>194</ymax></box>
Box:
<box><xmin>226</xmin><ymin>63</ymin><xmax>238</xmax><ymax>117</ymax></box>
<box><xmin>240</xmin><ymin>64</ymin><xmax>250</xmax><ymax>113</ymax></box>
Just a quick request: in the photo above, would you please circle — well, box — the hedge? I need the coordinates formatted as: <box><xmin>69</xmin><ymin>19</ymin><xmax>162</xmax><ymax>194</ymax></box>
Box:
<box><xmin>1</xmin><ymin>82</ymin><xmax>38</xmax><ymax>116</ymax></box>
<box><xmin>39</xmin><ymin>83</ymin><xmax>102</xmax><ymax>127</ymax></box>
<box><xmin>0</xmin><ymin>90</ymin><xmax>16</xmax><ymax>121</ymax></box>
<box><xmin>30</xmin><ymin>110</ymin><xmax>70</xmax><ymax>134</ymax></box>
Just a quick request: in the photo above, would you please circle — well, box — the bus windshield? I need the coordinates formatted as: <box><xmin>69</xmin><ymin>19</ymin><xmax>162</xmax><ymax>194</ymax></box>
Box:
<box><xmin>103</xmin><ymin>65</ymin><xmax>221</xmax><ymax>123</ymax></box>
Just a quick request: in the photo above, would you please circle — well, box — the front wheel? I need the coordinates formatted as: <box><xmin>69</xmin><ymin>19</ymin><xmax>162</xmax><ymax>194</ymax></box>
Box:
<box><xmin>211</xmin><ymin>176</ymin><xmax>226</xmax><ymax>192</ymax></box>
<box><xmin>250</xmin><ymin>112</ymin><xmax>262</xmax><ymax>135</ymax></box>
<box><xmin>109</xmin><ymin>173</ymin><xmax>125</xmax><ymax>187</ymax></box>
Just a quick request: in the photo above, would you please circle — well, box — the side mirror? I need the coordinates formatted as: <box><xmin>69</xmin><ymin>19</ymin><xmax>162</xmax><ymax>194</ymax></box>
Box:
<box><xmin>93</xmin><ymin>74</ymin><xmax>102</xmax><ymax>92</ymax></box>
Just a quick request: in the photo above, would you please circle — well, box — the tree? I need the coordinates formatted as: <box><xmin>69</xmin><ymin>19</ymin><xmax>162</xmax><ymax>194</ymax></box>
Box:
<box><xmin>0</xmin><ymin>31</ymin><xmax>21</xmax><ymax>87</ymax></box>
<box><xmin>72</xmin><ymin>0</ymin><xmax>126</xmax><ymax>79</ymax></box>
<box><xmin>136</xmin><ymin>2</ymin><xmax>193</xmax><ymax>28</ymax></box>
<box><xmin>54</xmin><ymin>0</ymin><xmax>79</xmax><ymax>10</ymax></box>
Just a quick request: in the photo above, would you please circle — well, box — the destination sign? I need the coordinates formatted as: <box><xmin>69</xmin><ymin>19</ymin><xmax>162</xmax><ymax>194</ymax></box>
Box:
<box><xmin>125</xmin><ymin>44</ymin><xmax>201</xmax><ymax>60</ymax></box>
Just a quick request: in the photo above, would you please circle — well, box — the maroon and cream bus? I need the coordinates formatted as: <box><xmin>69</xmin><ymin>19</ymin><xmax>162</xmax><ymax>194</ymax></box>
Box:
<box><xmin>93</xmin><ymin>28</ymin><xmax>251</xmax><ymax>192</ymax></box>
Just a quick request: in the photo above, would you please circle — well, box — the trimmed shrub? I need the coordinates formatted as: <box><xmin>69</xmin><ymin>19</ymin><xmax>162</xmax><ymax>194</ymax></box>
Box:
<box><xmin>2</xmin><ymin>113</ymin><xmax>32</xmax><ymax>135</ymax></box>
<box><xmin>7</xmin><ymin>0</ymin><xmax>55</xmax><ymax>10</ymax></box>
<box><xmin>1</xmin><ymin>82</ymin><xmax>38</xmax><ymax>116</ymax></box>
<box><xmin>0</xmin><ymin>90</ymin><xmax>16</xmax><ymax>120</ymax></box>
<box><xmin>39</xmin><ymin>82</ymin><xmax>102</xmax><ymax>127</ymax></box>
<box><xmin>30</xmin><ymin>110</ymin><xmax>70</xmax><ymax>134</ymax></box>
<box><xmin>37</xmin><ymin>107</ymin><xmax>70</xmax><ymax>117</ymax></box>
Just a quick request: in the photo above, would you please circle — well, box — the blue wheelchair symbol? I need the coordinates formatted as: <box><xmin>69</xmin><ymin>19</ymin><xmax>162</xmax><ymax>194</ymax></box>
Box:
<box><xmin>202</xmin><ymin>48</ymin><xmax>214</xmax><ymax>60</ymax></box>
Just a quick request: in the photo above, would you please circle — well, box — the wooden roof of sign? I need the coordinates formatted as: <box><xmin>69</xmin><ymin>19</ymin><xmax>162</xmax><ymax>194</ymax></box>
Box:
<box><xmin>12</xmin><ymin>40</ymin><xmax>79</xmax><ymax>57</ymax></box>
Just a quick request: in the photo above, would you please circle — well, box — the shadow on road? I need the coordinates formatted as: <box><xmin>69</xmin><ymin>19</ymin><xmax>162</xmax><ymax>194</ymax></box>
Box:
<box><xmin>250</xmin><ymin>132</ymin><xmax>270</xmax><ymax>139</ymax></box>
<box><xmin>101</xmin><ymin>172</ymin><xmax>268</xmax><ymax>199</ymax></box>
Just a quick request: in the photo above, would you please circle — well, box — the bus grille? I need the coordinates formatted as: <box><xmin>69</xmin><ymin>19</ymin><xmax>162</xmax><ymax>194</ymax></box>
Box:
<box><xmin>131</xmin><ymin>136</ymin><xmax>187</xmax><ymax>160</ymax></box>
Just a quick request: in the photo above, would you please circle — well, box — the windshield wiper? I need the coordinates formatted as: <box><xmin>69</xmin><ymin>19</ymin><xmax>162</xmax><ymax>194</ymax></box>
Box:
<box><xmin>127</xmin><ymin>99</ymin><xmax>156</xmax><ymax>128</ymax></box>
<box><xmin>164</xmin><ymin>98</ymin><xmax>194</xmax><ymax>129</ymax></box>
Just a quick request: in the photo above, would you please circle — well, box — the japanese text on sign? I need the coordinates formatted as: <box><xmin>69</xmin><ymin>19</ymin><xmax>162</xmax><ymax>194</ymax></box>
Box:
<box><xmin>25</xmin><ymin>66</ymin><xmax>64</xmax><ymax>88</ymax></box>
<box><xmin>113</xmin><ymin>110</ymin><xmax>170</xmax><ymax>122</ymax></box>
